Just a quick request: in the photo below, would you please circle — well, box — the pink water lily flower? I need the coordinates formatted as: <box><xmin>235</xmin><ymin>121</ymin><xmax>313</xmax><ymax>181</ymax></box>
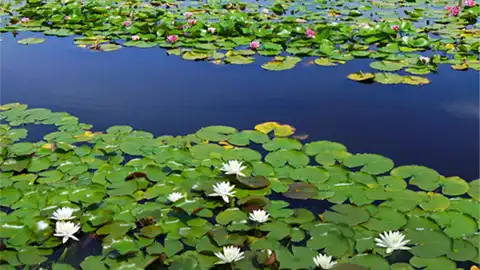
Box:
<box><xmin>20</xmin><ymin>17</ymin><xmax>30</xmax><ymax>23</ymax></box>
<box><xmin>465</xmin><ymin>0</ymin><xmax>475</xmax><ymax>6</ymax></box>
<box><xmin>188</xmin><ymin>19</ymin><xmax>197</xmax><ymax>25</ymax></box>
<box><xmin>391</xmin><ymin>25</ymin><xmax>399</xmax><ymax>31</ymax></box>
<box><xmin>65</xmin><ymin>16</ymin><xmax>71</xmax><ymax>20</ymax></box>
<box><xmin>185</xmin><ymin>12</ymin><xmax>193</xmax><ymax>18</ymax></box>
<box><xmin>132</xmin><ymin>35</ymin><xmax>140</xmax><ymax>41</ymax></box>
<box><xmin>167</xmin><ymin>35</ymin><xmax>178</xmax><ymax>43</ymax></box>
<box><xmin>250</xmin><ymin>41</ymin><xmax>260</xmax><ymax>50</ymax></box>
<box><xmin>123</xmin><ymin>20</ymin><xmax>131</xmax><ymax>27</ymax></box>
<box><xmin>208</xmin><ymin>27</ymin><xmax>216</xmax><ymax>34</ymax></box>
<box><xmin>305</xmin><ymin>27</ymin><xmax>316</xmax><ymax>39</ymax></box>
<box><xmin>446</xmin><ymin>5</ymin><xmax>460</xmax><ymax>16</ymax></box>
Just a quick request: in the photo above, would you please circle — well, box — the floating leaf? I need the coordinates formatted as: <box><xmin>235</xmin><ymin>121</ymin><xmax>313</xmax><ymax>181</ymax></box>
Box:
<box><xmin>262</xmin><ymin>56</ymin><xmax>301</xmax><ymax>71</ymax></box>
<box><xmin>18</xmin><ymin>37</ymin><xmax>45</xmax><ymax>45</ymax></box>
<box><xmin>343</xmin><ymin>154</ymin><xmax>394</xmax><ymax>175</ymax></box>
<box><xmin>348</xmin><ymin>72</ymin><xmax>375</xmax><ymax>82</ymax></box>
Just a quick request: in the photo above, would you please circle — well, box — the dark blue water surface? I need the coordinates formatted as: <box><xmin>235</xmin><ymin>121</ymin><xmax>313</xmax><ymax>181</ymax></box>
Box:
<box><xmin>1</xmin><ymin>33</ymin><xmax>479</xmax><ymax>180</ymax></box>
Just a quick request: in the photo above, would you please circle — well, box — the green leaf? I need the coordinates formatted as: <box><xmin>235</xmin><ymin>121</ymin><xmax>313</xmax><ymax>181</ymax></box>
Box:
<box><xmin>225</xmin><ymin>55</ymin><xmax>254</xmax><ymax>64</ymax></box>
<box><xmin>323</xmin><ymin>204</ymin><xmax>370</xmax><ymax>226</ymax></box>
<box><xmin>80</xmin><ymin>256</ymin><xmax>108</xmax><ymax>270</ymax></box>
<box><xmin>391</xmin><ymin>166</ymin><xmax>440</xmax><ymax>191</ymax></box>
<box><xmin>342</xmin><ymin>154</ymin><xmax>394</xmax><ymax>175</ymax></box>
<box><xmin>349</xmin><ymin>254</ymin><xmax>389</xmax><ymax>270</ymax></box>
<box><xmin>409</xmin><ymin>256</ymin><xmax>456</xmax><ymax>270</ymax></box>
<box><xmin>18</xmin><ymin>37</ymin><xmax>45</xmax><ymax>45</ymax></box>
<box><xmin>196</xmin><ymin>126</ymin><xmax>237</xmax><ymax>141</ymax></box>
<box><xmin>52</xmin><ymin>264</ymin><xmax>76</xmax><ymax>270</ymax></box>
<box><xmin>262</xmin><ymin>56</ymin><xmax>301</xmax><ymax>71</ymax></box>
<box><xmin>17</xmin><ymin>247</ymin><xmax>47</xmax><ymax>265</ymax></box>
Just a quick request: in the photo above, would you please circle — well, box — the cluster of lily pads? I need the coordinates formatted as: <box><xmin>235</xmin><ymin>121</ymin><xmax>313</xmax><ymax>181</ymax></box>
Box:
<box><xmin>1</xmin><ymin>0</ymin><xmax>479</xmax><ymax>84</ymax></box>
<box><xmin>0</xmin><ymin>102</ymin><xmax>479</xmax><ymax>270</ymax></box>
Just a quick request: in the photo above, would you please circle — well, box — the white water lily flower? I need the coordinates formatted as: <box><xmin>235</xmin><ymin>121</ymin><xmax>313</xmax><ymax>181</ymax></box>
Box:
<box><xmin>221</xmin><ymin>160</ymin><xmax>247</xmax><ymax>177</ymax></box>
<box><xmin>36</xmin><ymin>220</ymin><xmax>49</xmax><ymax>230</ymax></box>
<box><xmin>262</xmin><ymin>8</ymin><xmax>269</xmax><ymax>14</ymax></box>
<box><xmin>51</xmin><ymin>207</ymin><xmax>76</xmax><ymax>221</ymax></box>
<box><xmin>214</xmin><ymin>246</ymin><xmax>245</xmax><ymax>264</ymax></box>
<box><xmin>249</xmin><ymin>209</ymin><xmax>269</xmax><ymax>223</ymax></box>
<box><xmin>419</xmin><ymin>56</ymin><xmax>430</xmax><ymax>64</ymax></box>
<box><xmin>209</xmin><ymin>182</ymin><xmax>236</xmax><ymax>203</ymax></box>
<box><xmin>375</xmin><ymin>231</ymin><xmax>411</xmax><ymax>253</ymax></box>
<box><xmin>168</xmin><ymin>192</ymin><xmax>184</xmax><ymax>202</ymax></box>
<box><xmin>313</xmin><ymin>253</ymin><xmax>337</xmax><ymax>269</ymax></box>
<box><xmin>54</xmin><ymin>221</ymin><xmax>81</xmax><ymax>244</ymax></box>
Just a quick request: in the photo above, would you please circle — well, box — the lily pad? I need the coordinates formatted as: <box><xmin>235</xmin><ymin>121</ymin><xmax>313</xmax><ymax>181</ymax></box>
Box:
<box><xmin>18</xmin><ymin>37</ymin><xmax>45</xmax><ymax>45</ymax></box>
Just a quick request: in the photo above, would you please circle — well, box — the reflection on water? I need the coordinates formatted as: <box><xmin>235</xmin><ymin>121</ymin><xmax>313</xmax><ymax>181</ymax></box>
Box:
<box><xmin>443</xmin><ymin>101</ymin><xmax>480</xmax><ymax>119</ymax></box>
<box><xmin>0</xmin><ymin>33</ymin><xmax>479</xmax><ymax>180</ymax></box>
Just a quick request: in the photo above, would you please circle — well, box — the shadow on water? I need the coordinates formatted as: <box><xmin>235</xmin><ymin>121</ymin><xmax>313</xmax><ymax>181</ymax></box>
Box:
<box><xmin>2</xmin><ymin>32</ymin><xmax>478</xmax><ymax>180</ymax></box>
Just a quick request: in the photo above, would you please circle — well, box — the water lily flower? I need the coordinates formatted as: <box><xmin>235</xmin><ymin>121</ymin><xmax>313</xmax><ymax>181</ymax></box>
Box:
<box><xmin>168</xmin><ymin>192</ymin><xmax>184</xmax><ymax>202</ymax></box>
<box><xmin>214</xmin><ymin>246</ymin><xmax>245</xmax><ymax>264</ymax></box>
<box><xmin>123</xmin><ymin>20</ymin><xmax>131</xmax><ymax>27</ymax></box>
<box><xmin>36</xmin><ymin>220</ymin><xmax>49</xmax><ymax>230</ymax></box>
<box><xmin>375</xmin><ymin>231</ymin><xmax>411</xmax><ymax>253</ymax></box>
<box><xmin>262</xmin><ymin>8</ymin><xmax>269</xmax><ymax>14</ymax></box>
<box><xmin>465</xmin><ymin>0</ymin><xmax>475</xmax><ymax>7</ymax></box>
<box><xmin>20</xmin><ymin>17</ymin><xmax>30</xmax><ymax>23</ymax></box>
<box><xmin>313</xmin><ymin>253</ymin><xmax>337</xmax><ymax>269</ymax></box>
<box><xmin>446</xmin><ymin>5</ymin><xmax>460</xmax><ymax>16</ymax></box>
<box><xmin>419</xmin><ymin>56</ymin><xmax>430</xmax><ymax>64</ymax></box>
<box><xmin>167</xmin><ymin>35</ymin><xmax>178</xmax><ymax>43</ymax></box>
<box><xmin>221</xmin><ymin>160</ymin><xmax>247</xmax><ymax>177</ymax></box>
<box><xmin>54</xmin><ymin>221</ymin><xmax>81</xmax><ymax>244</ymax></box>
<box><xmin>185</xmin><ymin>12</ymin><xmax>193</xmax><ymax>18</ymax></box>
<box><xmin>65</xmin><ymin>16</ymin><xmax>71</xmax><ymax>21</ymax></box>
<box><xmin>305</xmin><ymin>27</ymin><xmax>316</xmax><ymax>38</ymax></box>
<box><xmin>52</xmin><ymin>207</ymin><xmax>76</xmax><ymax>221</ymax></box>
<box><xmin>131</xmin><ymin>35</ymin><xmax>140</xmax><ymax>41</ymax></box>
<box><xmin>249</xmin><ymin>209</ymin><xmax>269</xmax><ymax>223</ymax></box>
<box><xmin>391</xmin><ymin>25</ymin><xmax>399</xmax><ymax>31</ymax></box>
<box><xmin>250</xmin><ymin>41</ymin><xmax>261</xmax><ymax>50</ymax></box>
<box><xmin>188</xmin><ymin>19</ymin><xmax>197</xmax><ymax>25</ymax></box>
<box><xmin>208</xmin><ymin>27</ymin><xmax>216</xmax><ymax>34</ymax></box>
<box><xmin>402</xmin><ymin>36</ymin><xmax>410</xmax><ymax>44</ymax></box>
<box><xmin>209</xmin><ymin>182</ymin><xmax>236</xmax><ymax>203</ymax></box>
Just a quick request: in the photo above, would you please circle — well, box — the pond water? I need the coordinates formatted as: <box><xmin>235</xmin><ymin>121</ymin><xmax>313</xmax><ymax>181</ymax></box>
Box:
<box><xmin>1</xmin><ymin>33</ymin><xmax>479</xmax><ymax>180</ymax></box>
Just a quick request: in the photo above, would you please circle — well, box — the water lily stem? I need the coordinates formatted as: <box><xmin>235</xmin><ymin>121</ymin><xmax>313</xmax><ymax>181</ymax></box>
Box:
<box><xmin>458</xmin><ymin>0</ymin><xmax>463</xmax><ymax>7</ymax></box>
<box><xmin>230</xmin><ymin>263</ymin><xmax>235</xmax><ymax>270</ymax></box>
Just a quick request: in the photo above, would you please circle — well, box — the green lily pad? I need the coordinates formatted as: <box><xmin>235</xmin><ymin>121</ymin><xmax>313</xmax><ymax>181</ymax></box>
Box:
<box><xmin>18</xmin><ymin>37</ymin><xmax>45</xmax><ymax>45</ymax></box>
<box><xmin>283</xmin><ymin>182</ymin><xmax>317</xmax><ymax>199</ymax></box>
<box><xmin>370</xmin><ymin>61</ymin><xmax>406</xmax><ymax>71</ymax></box>
<box><xmin>409</xmin><ymin>256</ymin><xmax>456</xmax><ymax>270</ymax></box>
<box><xmin>262</xmin><ymin>56</ymin><xmax>301</xmax><ymax>71</ymax></box>
<box><xmin>225</xmin><ymin>55</ymin><xmax>254</xmax><ymax>64</ymax></box>
<box><xmin>342</xmin><ymin>154</ymin><xmax>394</xmax><ymax>175</ymax></box>
<box><xmin>323</xmin><ymin>204</ymin><xmax>370</xmax><ymax>226</ymax></box>
<box><xmin>374</xmin><ymin>73</ymin><xmax>404</xmax><ymax>84</ymax></box>
<box><xmin>348</xmin><ymin>72</ymin><xmax>375</xmax><ymax>82</ymax></box>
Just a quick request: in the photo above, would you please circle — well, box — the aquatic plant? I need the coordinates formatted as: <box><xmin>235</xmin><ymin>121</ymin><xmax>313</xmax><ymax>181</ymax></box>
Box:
<box><xmin>0</xmin><ymin>103</ymin><xmax>478</xmax><ymax>269</ymax></box>
<box><xmin>2</xmin><ymin>0</ymin><xmax>479</xmax><ymax>85</ymax></box>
